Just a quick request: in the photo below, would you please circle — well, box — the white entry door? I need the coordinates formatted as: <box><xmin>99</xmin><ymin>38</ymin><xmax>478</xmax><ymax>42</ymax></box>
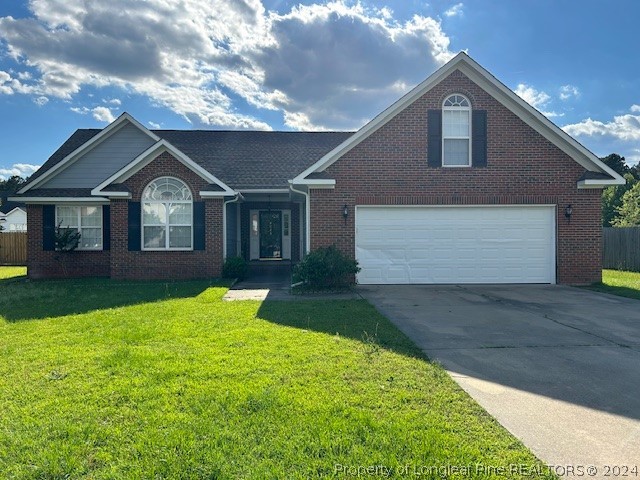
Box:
<box><xmin>355</xmin><ymin>205</ymin><xmax>556</xmax><ymax>284</ymax></box>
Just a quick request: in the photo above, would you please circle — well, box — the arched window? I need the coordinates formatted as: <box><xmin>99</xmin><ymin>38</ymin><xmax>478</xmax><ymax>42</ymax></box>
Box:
<box><xmin>142</xmin><ymin>177</ymin><xmax>193</xmax><ymax>250</ymax></box>
<box><xmin>442</xmin><ymin>94</ymin><xmax>471</xmax><ymax>166</ymax></box>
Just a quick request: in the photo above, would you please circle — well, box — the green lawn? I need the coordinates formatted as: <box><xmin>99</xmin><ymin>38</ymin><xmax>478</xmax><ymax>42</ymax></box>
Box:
<box><xmin>0</xmin><ymin>271</ymin><xmax>554</xmax><ymax>479</ymax></box>
<box><xmin>587</xmin><ymin>269</ymin><xmax>640</xmax><ymax>300</ymax></box>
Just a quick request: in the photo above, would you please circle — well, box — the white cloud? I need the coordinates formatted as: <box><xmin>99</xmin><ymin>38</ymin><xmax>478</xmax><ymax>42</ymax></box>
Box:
<box><xmin>514</xmin><ymin>83</ymin><xmax>562</xmax><ymax>118</ymax></box>
<box><xmin>33</xmin><ymin>95</ymin><xmax>48</xmax><ymax>106</ymax></box>
<box><xmin>563</xmin><ymin>113</ymin><xmax>640</xmax><ymax>142</ymax></box>
<box><xmin>515</xmin><ymin>83</ymin><xmax>550</xmax><ymax>108</ymax></box>
<box><xmin>148</xmin><ymin>121</ymin><xmax>161</xmax><ymax>129</ymax></box>
<box><xmin>0</xmin><ymin>163</ymin><xmax>41</xmax><ymax>180</ymax></box>
<box><xmin>92</xmin><ymin>106</ymin><xmax>116</xmax><ymax>123</ymax></box>
<box><xmin>630</xmin><ymin>104</ymin><xmax>640</xmax><ymax>113</ymax></box>
<box><xmin>444</xmin><ymin>3</ymin><xmax>464</xmax><ymax>17</ymax></box>
<box><xmin>103</xmin><ymin>98</ymin><xmax>121</xmax><ymax>106</ymax></box>
<box><xmin>559</xmin><ymin>84</ymin><xmax>579</xmax><ymax>100</ymax></box>
<box><xmin>70</xmin><ymin>105</ymin><xmax>117</xmax><ymax>123</ymax></box>
<box><xmin>70</xmin><ymin>106</ymin><xmax>90</xmax><ymax>115</ymax></box>
<box><xmin>0</xmin><ymin>0</ymin><xmax>454</xmax><ymax>130</ymax></box>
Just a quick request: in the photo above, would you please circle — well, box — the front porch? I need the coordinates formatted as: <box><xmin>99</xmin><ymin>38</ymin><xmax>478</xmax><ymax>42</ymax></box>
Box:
<box><xmin>224</xmin><ymin>190</ymin><xmax>306</xmax><ymax>278</ymax></box>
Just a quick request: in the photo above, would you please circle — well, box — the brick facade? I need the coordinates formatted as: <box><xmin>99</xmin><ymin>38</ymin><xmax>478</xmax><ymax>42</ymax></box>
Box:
<box><xmin>309</xmin><ymin>70</ymin><xmax>602</xmax><ymax>285</ymax></box>
<box><xmin>26</xmin><ymin>204</ymin><xmax>111</xmax><ymax>279</ymax></box>
<box><xmin>109</xmin><ymin>152</ymin><xmax>223</xmax><ymax>280</ymax></box>
<box><xmin>27</xmin><ymin>152</ymin><xmax>224</xmax><ymax>280</ymax></box>
<box><xmin>25</xmin><ymin>69</ymin><xmax>606</xmax><ymax>285</ymax></box>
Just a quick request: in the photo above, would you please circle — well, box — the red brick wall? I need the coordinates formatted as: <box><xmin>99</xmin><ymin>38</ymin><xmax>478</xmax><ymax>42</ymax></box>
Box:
<box><xmin>310</xmin><ymin>69</ymin><xmax>602</xmax><ymax>285</ymax></box>
<box><xmin>27</xmin><ymin>151</ymin><xmax>224</xmax><ymax>281</ymax></box>
<box><xmin>26</xmin><ymin>204</ymin><xmax>111</xmax><ymax>279</ymax></box>
<box><xmin>110</xmin><ymin>152</ymin><xmax>223</xmax><ymax>280</ymax></box>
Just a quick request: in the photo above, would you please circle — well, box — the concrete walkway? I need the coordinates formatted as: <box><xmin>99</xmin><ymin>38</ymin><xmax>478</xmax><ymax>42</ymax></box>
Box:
<box><xmin>358</xmin><ymin>284</ymin><xmax>640</xmax><ymax>479</ymax></box>
<box><xmin>222</xmin><ymin>272</ymin><xmax>361</xmax><ymax>301</ymax></box>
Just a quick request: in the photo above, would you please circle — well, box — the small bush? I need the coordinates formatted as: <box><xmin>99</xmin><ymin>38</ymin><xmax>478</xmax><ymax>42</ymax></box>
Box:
<box><xmin>293</xmin><ymin>245</ymin><xmax>360</xmax><ymax>289</ymax></box>
<box><xmin>222</xmin><ymin>256</ymin><xmax>249</xmax><ymax>280</ymax></box>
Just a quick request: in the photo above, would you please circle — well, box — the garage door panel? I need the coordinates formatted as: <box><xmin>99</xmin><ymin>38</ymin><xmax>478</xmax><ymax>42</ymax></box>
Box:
<box><xmin>355</xmin><ymin>206</ymin><xmax>555</xmax><ymax>284</ymax></box>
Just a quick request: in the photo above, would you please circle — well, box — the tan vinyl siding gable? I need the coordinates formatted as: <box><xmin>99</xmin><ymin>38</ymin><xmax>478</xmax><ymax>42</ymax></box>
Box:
<box><xmin>41</xmin><ymin>123</ymin><xmax>157</xmax><ymax>189</ymax></box>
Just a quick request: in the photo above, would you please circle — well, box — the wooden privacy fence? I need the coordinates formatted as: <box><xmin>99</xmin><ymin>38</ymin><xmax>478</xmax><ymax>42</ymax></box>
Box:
<box><xmin>0</xmin><ymin>232</ymin><xmax>27</xmax><ymax>265</ymax></box>
<box><xmin>603</xmin><ymin>227</ymin><xmax>640</xmax><ymax>272</ymax></box>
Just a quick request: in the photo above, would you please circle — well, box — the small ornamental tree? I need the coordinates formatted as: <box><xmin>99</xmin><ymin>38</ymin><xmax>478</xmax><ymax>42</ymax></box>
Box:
<box><xmin>55</xmin><ymin>223</ymin><xmax>81</xmax><ymax>252</ymax></box>
<box><xmin>53</xmin><ymin>222</ymin><xmax>81</xmax><ymax>277</ymax></box>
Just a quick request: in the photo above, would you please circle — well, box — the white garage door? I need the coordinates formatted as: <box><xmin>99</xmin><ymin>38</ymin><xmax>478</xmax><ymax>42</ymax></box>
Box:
<box><xmin>355</xmin><ymin>206</ymin><xmax>555</xmax><ymax>284</ymax></box>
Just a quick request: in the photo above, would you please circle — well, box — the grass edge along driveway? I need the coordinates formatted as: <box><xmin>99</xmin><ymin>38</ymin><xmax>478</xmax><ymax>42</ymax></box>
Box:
<box><xmin>0</xmin><ymin>272</ymin><xmax>555</xmax><ymax>479</ymax></box>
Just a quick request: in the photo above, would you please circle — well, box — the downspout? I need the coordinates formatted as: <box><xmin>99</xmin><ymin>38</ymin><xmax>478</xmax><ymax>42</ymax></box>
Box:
<box><xmin>289</xmin><ymin>181</ymin><xmax>310</xmax><ymax>255</ymax></box>
<box><xmin>222</xmin><ymin>193</ymin><xmax>242</xmax><ymax>260</ymax></box>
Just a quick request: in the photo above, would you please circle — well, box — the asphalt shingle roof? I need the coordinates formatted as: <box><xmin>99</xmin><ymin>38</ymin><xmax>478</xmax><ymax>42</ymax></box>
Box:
<box><xmin>0</xmin><ymin>195</ymin><xmax>25</xmax><ymax>214</ymax></box>
<box><xmin>21</xmin><ymin>129</ymin><xmax>354</xmax><ymax>194</ymax></box>
<box><xmin>155</xmin><ymin>130</ymin><xmax>354</xmax><ymax>189</ymax></box>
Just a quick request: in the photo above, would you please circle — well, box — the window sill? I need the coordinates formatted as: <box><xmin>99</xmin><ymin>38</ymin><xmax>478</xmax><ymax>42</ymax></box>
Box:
<box><xmin>141</xmin><ymin>248</ymin><xmax>194</xmax><ymax>252</ymax></box>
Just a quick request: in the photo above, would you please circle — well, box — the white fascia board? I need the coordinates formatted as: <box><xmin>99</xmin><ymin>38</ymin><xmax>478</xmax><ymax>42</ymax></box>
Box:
<box><xmin>11</xmin><ymin>197</ymin><xmax>109</xmax><ymax>204</ymax></box>
<box><xmin>19</xmin><ymin>112</ymin><xmax>161</xmax><ymax>194</ymax></box>
<box><xmin>239</xmin><ymin>189</ymin><xmax>290</xmax><ymax>194</ymax></box>
<box><xmin>289</xmin><ymin>179</ymin><xmax>336</xmax><ymax>188</ymax></box>
<box><xmin>89</xmin><ymin>191</ymin><xmax>131</xmax><ymax>198</ymax></box>
<box><xmin>93</xmin><ymin>139</ymin><xmax>236</xmax><ymax>197</ymax></box>
<box><xmin>578</xmin><ymin>178</ymin><xmax>626</xmax><ymax>189</ymax></box>
<box><xmin>199</xmin><ymin>191</ymin><xmax>234</xmax><ymax>197</ymax></box>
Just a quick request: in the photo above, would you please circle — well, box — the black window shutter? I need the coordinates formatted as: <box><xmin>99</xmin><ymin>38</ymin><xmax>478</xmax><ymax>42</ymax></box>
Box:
<box><xmin>42</xmin><ymin>205</ymin><xmax>55</xmax><ymax>251</ymax></box>
<box><xmin>427</xmin><ymin>110</ymin><xmax>442</xmax><ymax>167</ymax></box>
<box><xmin>128</xmin><ymin>202</ymin><xmax>141</xmax><ymax>251</ymax></box>
<box><xmin>102</xmin><ymin>205</ymin><xmax>111</xmax><ymax>251</ymax></box>
<box><xmin>193</xmin><ymin>201</ymin><xmax>205</xmax><ymax>251</ymax></box>
<box><xmin>472</xmin><ymin>110</ymin><xmax>488</xmax><ymax>167</ymax></box>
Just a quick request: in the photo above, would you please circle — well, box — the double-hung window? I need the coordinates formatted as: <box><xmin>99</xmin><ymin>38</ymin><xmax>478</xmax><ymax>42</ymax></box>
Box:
<box><xmin>442</xmin><ymin>94</ymin><xmax>471</xmax><ymax>167</ymax></box>
<box><xmin>142</xmin><ymin>177</ymin><xmax>193</xmax><ymax>250</ymax></box>
<box><xmin>55</xmin><ymin>206</ymin><xmax>103</xmax><ymax>250</ymax></box>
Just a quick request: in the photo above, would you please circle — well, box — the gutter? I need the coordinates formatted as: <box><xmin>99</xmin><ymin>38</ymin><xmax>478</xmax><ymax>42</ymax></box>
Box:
<box><xmin>222</xmin><ymin>193</ymin><xmax>243</xmax><ymax>260</ymax></box>
<box><xmin>289</xmin><ymin>181</ymin><xmax>310</xmax><ymax>255</ymax></box>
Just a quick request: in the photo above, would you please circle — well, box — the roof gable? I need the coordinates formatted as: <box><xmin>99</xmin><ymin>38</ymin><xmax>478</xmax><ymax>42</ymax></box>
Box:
<box><xmin>92</xmin><ymin>139</ymin><xmax>236</xmax><ymax>197</ymax></box>
<box><xmin>292</xmin><ymin>52</ymin><xmax>624</xmax><ymax>188</ymax></box>
<box><xmin>19</xmin><ymin>113</ymin><xmax>160</xmax><ymax>194</ymax></box>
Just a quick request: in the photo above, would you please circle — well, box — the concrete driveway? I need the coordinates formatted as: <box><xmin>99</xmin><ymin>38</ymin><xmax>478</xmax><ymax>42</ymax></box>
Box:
<box><xmin>358</xmin><ymin>284</ymin><xmax>640</xmax><ymax>478</ymax></box>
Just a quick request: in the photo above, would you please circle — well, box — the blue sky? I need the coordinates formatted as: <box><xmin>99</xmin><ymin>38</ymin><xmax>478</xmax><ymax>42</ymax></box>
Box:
<box><xmin>1</xmin><ymin>0</ymin><xmax>639</xmax><ymax>179</ymax></box>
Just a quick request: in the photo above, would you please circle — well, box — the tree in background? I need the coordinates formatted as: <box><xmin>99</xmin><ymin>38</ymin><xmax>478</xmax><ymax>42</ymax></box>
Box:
<box><xmin>612</xmin><ymin>182</ymin><xmax>640</xmax><ymax>226</ymax></box>
<box><xmin>0</xmin><ymin>175</ymin><xmax>27</xmax><ymax>193</ymax></box>
<box><xmin>602</xmin><ymin>173</ymin><xmax>637</xmax><ymax>227</ymax></box>
<box><xmin>601</xmin><ymin>153</ymin><xmax>630</xmax><ymax>176</ymax></box>
<box><xmin>600</xmin><ymin>154</ymin><xmax>640</xmax><ymax>227</ymax></box>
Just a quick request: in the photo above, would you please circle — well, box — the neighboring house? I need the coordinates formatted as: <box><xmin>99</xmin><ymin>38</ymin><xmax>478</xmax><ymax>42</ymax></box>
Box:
<box><xmin>11</xmin><ymin>53</ymin><xmax>624</xmax><ymax>284</ymax></box>
<box><xmin>0</xmin><ymin>196</ymin><xmax>27</xmax><ymax>232</ymax></box>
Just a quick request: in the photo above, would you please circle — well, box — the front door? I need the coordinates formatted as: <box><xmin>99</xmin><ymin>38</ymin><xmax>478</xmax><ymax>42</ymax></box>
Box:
<box><xmin>259</xmin><ymin>211</ymin><xmax>282</xmax><ymax>259</ymax></box>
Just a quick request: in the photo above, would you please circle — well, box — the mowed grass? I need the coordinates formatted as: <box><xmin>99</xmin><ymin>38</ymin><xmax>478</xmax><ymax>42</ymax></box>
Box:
<box><xmin>0</xmin><ymin>265</ymin><xmax>26</xmax><ymax>280</ymax></box>
<box><xmin>0</xmin><ymin>272</ymin><xmax>554</xmax><ymax>479</ymax></box>
<box><xmin>587</xmin><ymin>269</ymin><xmax>640</xmax><ymax>300</ymax></box>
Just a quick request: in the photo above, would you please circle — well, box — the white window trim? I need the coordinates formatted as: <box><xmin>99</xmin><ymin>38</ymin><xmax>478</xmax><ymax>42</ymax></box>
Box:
<box><xmin>442</xmin><ymin>94</ymin><xmax>472</xmax><ymax>168</ymax></box>
<box><xmin>141</xmin><ymin>177</ymin><xmax>194</xmax><ymax>251</ymax></box>
<box><xmin>55</xmin><ymin>205</ymin><xmax>103</xmax><ymax>251</ymax></box>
